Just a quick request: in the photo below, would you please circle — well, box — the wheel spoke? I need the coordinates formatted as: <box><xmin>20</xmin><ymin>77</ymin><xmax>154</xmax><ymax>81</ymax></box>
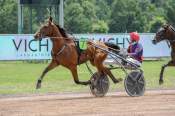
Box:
<box><xmin>138</xmin><ymin>75</ymin><xmax>144</xmax><ymax>85</ymax></box>
<box><xmin>130</xmin><ymin>85</ymin><xmax>137</xmax><ymax>94</ymax></box>
<box><xmin>138</xmin><ymin>80</ymin><xmax>144</xmax><ymax>85</ymax></box>
<box><xmin>126</xmin><ymin>80</ymin><xmax>134</xmax><ymax>86</ymax></box>
<box><xmin>128</xmin><ymin>74</ymin><xmax>136</xmax><ymax>82</ymax></box>
<box><xmin>135</xmin><ymin>73</ymin><xmax>141</xmax><ymax>80</ymax></box>
<box><xmin>136</xmin><ymin>84</ymin><xmax>141</xmax><ymax>94</ymax></box>
<box><xmin>102</xmin><ymin>79</ymin><xmax>109</xmax><ymax>84</ymax></box>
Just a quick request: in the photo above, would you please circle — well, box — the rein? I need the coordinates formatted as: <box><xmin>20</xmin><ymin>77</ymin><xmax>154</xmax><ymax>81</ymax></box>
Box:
<box><xmin>39</xmin><ymin>36</ymin><xmax>121</xmax><ymax>60</ymax></box>
<box><xmin>41</xmin><ymin>36</ymin><xmax>120</xmax><ymax>53</ymax></box>
<box><xmin>40</xmin><ymin>36</ymin><xmax>68</xmax><ymax>39</ymax></box>
<box><xmin>166</xmin><ymin>40</ymin><xmax>171</xmax><ymax>48</ymax></box>
<box><xmin>88</xmin><ymin>40</ymin><xmax>121</xmax><ymax>53</ymax></box>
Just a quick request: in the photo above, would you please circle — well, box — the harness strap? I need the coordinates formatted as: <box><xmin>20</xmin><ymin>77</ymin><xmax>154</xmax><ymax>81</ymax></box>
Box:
<box><xmin>169</xmin><ymin>39</ymin><xmax>175</xmax><ymax>43</ymax></box>
<box><xmin>72</xmin><ymin>39</ymin><xmax>84</xmax><ymax>65</ymax></box>
<box><xmin>51</xmin><ymin>44</ymin><xmax>66</xmax><ymax>58</ymax></box>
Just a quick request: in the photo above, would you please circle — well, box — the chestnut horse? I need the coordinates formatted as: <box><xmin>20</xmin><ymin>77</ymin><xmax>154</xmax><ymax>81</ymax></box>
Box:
<box><xmin>152</xmin><ymin>24</ymin><xmax>175</xmax><ymax>85</ymax></box>
<box><xmin>34</xmin><ymin>17</ymin><xmax>122</xmax><ymax>89</ymax></box>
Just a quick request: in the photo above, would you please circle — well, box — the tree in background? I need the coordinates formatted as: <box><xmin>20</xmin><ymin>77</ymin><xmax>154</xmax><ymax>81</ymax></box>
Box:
<box><xmin>64</xmin><ymin>0</ymin><xmax>97</xmax><ymax>33</ymax></box>
<box><xmin>166</xmin><ymin>0</ymin><xmax>175</xmax><ymax>27</ymax></box>
<box><xmin>65</xmin><ymin>0</ymin><xmax>111</xmax><ymax>33</ymax></box>
<box><xmin>149</xmin><ymin>16</ymin><xmax>166</xmax><ymax>32</ymax></box>
<box><xmin>92</xmin><ymin>20</ymin><xmax>109</xmax><ymax>33</ymax></box>
<box><xmin>0</xmin><ymin>0</ymin><xmax>175</xmax><ymax>33</ymax></box>
<box><xmin>137</xmin><ymin>0</ymin><xmax>166</xmax><ymax>32</ymax></box>
<box><xmin>96</xmin><ymin>0</ymin><xmax>111</xmax><ymax>22</ymax></box>
<box><xmin>109</xmin><ymin>0</ymin><xmax>147</xmax><ymax>33</ymax></box>
<box><xmin>0</xmin><ymin>0</ymin><xmax>17</xmax><ymax>34</ymax></box>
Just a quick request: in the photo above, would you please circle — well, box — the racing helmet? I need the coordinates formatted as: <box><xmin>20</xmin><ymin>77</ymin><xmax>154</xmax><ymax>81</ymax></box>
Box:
<box><xmin>130</xmin><ymin>32</ymin><xmax>140</xmax><ymax>42</ymax></box>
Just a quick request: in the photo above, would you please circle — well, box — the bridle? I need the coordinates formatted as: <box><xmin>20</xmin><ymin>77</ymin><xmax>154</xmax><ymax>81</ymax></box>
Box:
<box><xmin>155</xmin><ymin>25</ymin><xmax>175</xmax><ymax>48</ymax></box>
<box><xmin>168</xmin><ymin>25</ymin><xmax>175</xmax><ymax>43</ymax></box>
<box><xmin>165</xmin><ymin>25</ymin><xmax>175</xmax><ymax>48</ymax></box>
<box><xmin>156</xmin><ymin>25</ymin><xmax>175</xmax><ymax>43</ymax></box>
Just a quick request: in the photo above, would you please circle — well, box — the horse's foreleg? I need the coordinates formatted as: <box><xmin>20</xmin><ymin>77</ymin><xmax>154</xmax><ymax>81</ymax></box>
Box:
<box><xmin>36</xmin><ymin>60</ymin><xmax>59</xmax><ymax>89</ymax></box>
<box><xmin>70</xmin><ymin>66</ymin><xmax>90</xmax><ymax>85</ymax></box>
<box><xmin>159</xmin><ymin>60</ymin><xmax>174</xmax><ymax>85</ymax></box>
<box><xmin>159</xmin><ymin>64</ymin><xmax>167</xmax><ymax>85</ymax></box>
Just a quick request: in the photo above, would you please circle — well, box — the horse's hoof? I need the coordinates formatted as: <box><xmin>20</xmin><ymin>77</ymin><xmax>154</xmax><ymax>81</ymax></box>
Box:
<box><xmin>36</xmin><ymin>81</ymin><xmax>41</xmax><ymax>89</ymax></box>
<box><xmin>114</xmin><ymin>78</ymin><xmax>123</xmax><ymax>84</ymax></box>
<box><xmin>85</xmin><ymin>80</ymin><xmax>91</xmax><ymax>85</ymax></box>
<box><xmin>88</xmin><ymin>80</ymin><xmax>91</xmax><ymax>84</ymax></box>
<box><xmin>118</xmin><ymin>78</ymin><xmax>123</xmax><ymax>82</ymax></box>
<box><xmin>36</xmin><ymin>83</ymin><xmax>41</xmax><ymax>89</ymax></box>
<box><xmin>159</xmin><ymin>80</ymin><xmax>164</xmax><ymax>85</ymax></box>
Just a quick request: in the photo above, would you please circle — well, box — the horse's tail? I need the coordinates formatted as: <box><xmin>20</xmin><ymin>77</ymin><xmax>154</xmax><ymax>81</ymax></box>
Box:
<box><xmin>104</xmin><ymin>42</ymin><xmax>120</xmax><ymax>54</ymax></box>
<box><xmin>87</xmin><ymin>40</ymin><xmax>94</xmax><ymax>46</ymax></box>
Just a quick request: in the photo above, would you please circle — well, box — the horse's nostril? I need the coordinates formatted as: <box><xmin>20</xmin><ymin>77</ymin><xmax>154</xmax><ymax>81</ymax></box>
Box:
<box><xmin>34</xmin><ymin>35</ymin><xmax>38</xmax><ymax>39</ymax></box>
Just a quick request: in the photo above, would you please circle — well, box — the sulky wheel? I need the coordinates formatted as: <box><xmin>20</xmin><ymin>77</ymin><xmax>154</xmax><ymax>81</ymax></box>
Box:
<box><xmin>124</xmin><ymin>70</ymin><xmax>145</xmax><ymax>97</ymax></box>
<box><xmin>90</xmin><ymin>72</ymin><xmax>109</xmax><ymax>97</ymax></box>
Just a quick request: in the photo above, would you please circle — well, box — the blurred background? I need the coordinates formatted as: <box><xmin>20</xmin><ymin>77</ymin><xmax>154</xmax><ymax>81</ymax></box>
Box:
<box><xmin>0</xmin><ymin>0</ymin><xmax>175</xmax><ymax>34</ymax></box>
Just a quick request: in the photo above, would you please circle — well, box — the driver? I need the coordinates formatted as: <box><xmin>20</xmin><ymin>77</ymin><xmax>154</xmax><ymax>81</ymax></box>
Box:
<box><xmin>127</xmin><ymin>32</ymin><xmax>143</xmax><ymax>65</ymax></box>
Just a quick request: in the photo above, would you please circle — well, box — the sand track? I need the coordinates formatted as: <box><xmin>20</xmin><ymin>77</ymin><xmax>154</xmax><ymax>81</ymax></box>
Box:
<box><xmin>0</xmin><ymin>90</ymin><xmax>175</xmax><ymax>116</ymax></box>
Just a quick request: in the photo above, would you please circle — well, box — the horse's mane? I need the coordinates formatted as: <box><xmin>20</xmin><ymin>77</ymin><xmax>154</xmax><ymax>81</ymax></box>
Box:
<box><xmin>170</xmin><ymin>25</ymin><xmax>175</xmax><ymax>32</ymax></box>
<box><xmin>163</xmin><ymin>24</ymin><xmax>175</xmax><ymax>32</ymax></box>
<box><xmin>55</xmin><ymin>24</ymin><xmax>68</xmax><ymax>38</ymax></box>
<box><xmin>49</xmin><ymin>16</ymin><xmax>68</xmax><ymax>38</ymax></box>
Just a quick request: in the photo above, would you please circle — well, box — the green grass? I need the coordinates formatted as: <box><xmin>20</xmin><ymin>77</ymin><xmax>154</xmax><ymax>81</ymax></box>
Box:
<box><xmin>0</xmin><ymin>59</ymin><xmax>175</xmax><ymax>95</ymax></box>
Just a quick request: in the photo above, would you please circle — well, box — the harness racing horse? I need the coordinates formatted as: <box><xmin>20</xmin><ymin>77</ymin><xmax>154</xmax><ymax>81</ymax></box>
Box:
<box><xmin>34</xmin><ymin>17</ymin><xmax>122</xmax><ymax>89</ymax></box>
<box><xmin>152</xmin><ymin>24</ymin><xmax>175</xmax><ymax>85</ymax></box>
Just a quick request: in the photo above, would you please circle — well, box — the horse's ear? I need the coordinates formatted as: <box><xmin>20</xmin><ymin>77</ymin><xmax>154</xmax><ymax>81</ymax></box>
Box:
<box><xmin>49</xmin><ymin>16</ymin><xmax>53</xmax><ymax>22</ymax></box>
<box><xmin>48</xmin><ymin>16</ymin><xmax>53</xmax><ymax>25</ymax></box>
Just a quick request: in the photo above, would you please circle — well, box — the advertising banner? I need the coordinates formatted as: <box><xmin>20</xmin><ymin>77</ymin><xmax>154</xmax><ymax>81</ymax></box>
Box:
<box><xmin>0</xmin><ymin>35</ymin><xmax>52</xmax><ymax>60</ymax></box>
<box><xmin>0</xmin><ymin>34</ymin><xmax>170</xmax><ymax>60</ymax></box>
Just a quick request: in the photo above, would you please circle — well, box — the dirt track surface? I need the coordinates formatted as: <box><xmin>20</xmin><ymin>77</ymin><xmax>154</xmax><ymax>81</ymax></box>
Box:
<box><xmin>0</xmin><ymin>90</ymin><xmax>175</xmax><ymax>116</ymax></box>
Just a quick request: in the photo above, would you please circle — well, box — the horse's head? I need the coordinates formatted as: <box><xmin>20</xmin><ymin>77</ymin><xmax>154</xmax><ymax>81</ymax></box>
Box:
<box><xmin>34</xmin><ymin>17</ymin><xmax>60</xmax><ymax>40</ymax></box>
<box><xmin>152</xmin><ymin>24</ymin><xmax>175</xmax><ymax>44</ymax></box>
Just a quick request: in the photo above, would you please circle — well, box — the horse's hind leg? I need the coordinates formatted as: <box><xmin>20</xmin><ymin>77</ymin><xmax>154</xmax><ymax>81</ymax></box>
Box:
<box><xmin>103</xmin><ymin>67</ymin><xmax>122</xmax><ymax>83</ymax></box>
<box><xmin>70</xmin><ymin>66</ymin><xmax>90</xmax><ymax>85</ymax></box>
<box><xmin>94</xmin><ymin>53</ymin><xmax>122</xmax><ymax>84</ymax></box>
<box><xmin>36</xmin><ymin>60</ymin><xmax>59</xmax><ymax>89</ymax></box>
